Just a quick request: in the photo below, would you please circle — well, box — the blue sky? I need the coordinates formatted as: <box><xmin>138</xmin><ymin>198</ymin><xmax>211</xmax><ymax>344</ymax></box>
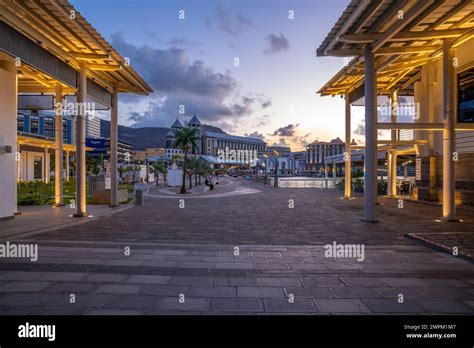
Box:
<box><xmin>71</xmin><ymin>0</ymin><xmax>360</xmax><ymax>151</ymax></box>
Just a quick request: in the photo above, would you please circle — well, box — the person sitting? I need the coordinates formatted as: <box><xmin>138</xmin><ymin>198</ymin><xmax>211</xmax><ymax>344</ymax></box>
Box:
<box><xmin>205</xmin><ymin>177</ymin><xmax>214</xmax><ymax>191</ymax></box>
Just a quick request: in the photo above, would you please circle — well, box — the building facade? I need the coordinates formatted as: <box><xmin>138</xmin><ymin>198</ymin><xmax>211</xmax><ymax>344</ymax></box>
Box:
<box><xmin>85</xmin><ymin>115</ymin><xmax>101</xmax><ymax>139</ymax></box>
<box><xmin>305</xmin><ymin>138</ymin><xmax>346</xmax><ymax>173</ymax></box>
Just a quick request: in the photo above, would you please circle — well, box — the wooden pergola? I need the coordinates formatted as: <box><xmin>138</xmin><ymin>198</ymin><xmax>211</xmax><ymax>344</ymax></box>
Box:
<box><xmin>317</xmin><ymin>0</ymin><xmax>474</xmax><ymax>222</ymax></box>
<box><xmin>0</xmin><ymin>0</ymin><xmax>153</xmax><ymax>218</ymax></box>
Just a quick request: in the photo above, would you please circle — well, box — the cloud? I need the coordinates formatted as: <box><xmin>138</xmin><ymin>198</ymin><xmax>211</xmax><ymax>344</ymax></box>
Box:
<box><xmin>264</xmin><ymin>33</ymin><xmax>290</xmax><ymax>55</ymax></box>
<box><xmin>255</xmin><ymin>114</ymin><xmax>272</xmax><ymax>127</ymax></box>
<box><xmin>206</xmin><ymin>3</ymin><xmax>253</xmax><ymax>38</ymax></box>
<box><xmin>110</xmin><ymin>33</ymin><xmax>269</xmax><ymax>129</ymax></box>
<box><xmin>271</xmin><ymin>123</ymin><xmax>299</xmax><ymax>137</ymax></box>
<box><xmin>273</xmin><ymin>138</ymin><xmax>289</xmax><ymax>147</ymax></box>
<box><xmin>245</xmin><ymin>131</ymin><xmax>266</xmax><ymax>140</ymax></box>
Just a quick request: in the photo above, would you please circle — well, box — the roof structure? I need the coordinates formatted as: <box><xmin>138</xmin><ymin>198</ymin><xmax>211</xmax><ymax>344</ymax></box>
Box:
<box><xmin>188</xmin><ymin>115</ymin><xmax>201</xmax><ymax>126</ymax></box>
<box><xmin>171</xmin><ymin>119</ymin><xmax>183</xmax><ymax>129</ymax></box>
<box><xmin>317</xmin><ymin>0</ymin><xmax>474</xmax><ymax>101</ymax></box>
<box><xmin>203</xmin><ymin>131</ymin><xmax>267</xmax><ymax>144</ymax></box>
<box><xmin>0</xmin><ymin>0</ymin><xmax>153</xmax><ymax>95</ymax></box>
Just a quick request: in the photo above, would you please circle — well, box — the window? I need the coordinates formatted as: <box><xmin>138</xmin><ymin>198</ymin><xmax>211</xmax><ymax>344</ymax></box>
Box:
<box><xmin>458</xmin><ymin>68</ymin><xmax>474</xmax><ymax>123</ymax></box>
<box><xmin>17</xmin><ymin>114</ymin><xmax>24</xmax><ymax>132</ymax></box>
<box><xmin>30</xmin><ymin>116</ymin><xmax>39</xmax><ymax>133</ymax></box>
<box><xmin>34</xmin><ymin>156</ymin><xmax>42</xmax><ymax>180</ymax></box>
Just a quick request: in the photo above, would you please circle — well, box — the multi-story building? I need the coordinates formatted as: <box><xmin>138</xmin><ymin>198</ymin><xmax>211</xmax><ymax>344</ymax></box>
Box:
<box><xmin>16</xmin><ymin>111</ymin><xmax>75</xmax><ymax>182</ymax></box>
<box><xmin>305</xmin><ymin>137</ymin><xmax>347</xmax><ymax>173</ymax></box>
<box><xmin>165</xmin><ymin>115</ymin><xmax>267</xmax><ymax>161</ymax></box>
<box><xmin>85</xmin><ymin>115</ymin><xmax>101</xmax><ymax>139</ymax></box>
<box><xmin>292</xmin><ymin>151</ymin><xmax>307</xmax><ymax>172</ymax></box>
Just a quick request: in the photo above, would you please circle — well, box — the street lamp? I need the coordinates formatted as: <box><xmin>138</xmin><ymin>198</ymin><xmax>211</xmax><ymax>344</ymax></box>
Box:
<box><xmin>273</xmin><ymin>150</ymin><xmax>280</xmax><ymax>188</ymax></box>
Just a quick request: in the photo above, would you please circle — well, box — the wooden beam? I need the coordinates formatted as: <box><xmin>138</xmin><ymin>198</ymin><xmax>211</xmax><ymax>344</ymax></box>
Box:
<box><xmin>428</xmin><ymin>0</ymin><xmax>473</xmax><ymax>30</ymax></box>
<box><xmin>376</xmin><ymin>45</ymin><xmax>441</xmax><ymax>55</ymax></box>
<box><xmin>74</xmin><ymin>53</ymin><xmax>111</xmax><ymax>60</ymax></box>
<box><xmin>339</xmin><ymin>29</ymin><xmax>468</xmax><ymax>43</ymax></box>
<box><xmin>372</xmin><ymin>0</ymin><xmax>435</xmax><ymax>52</ymax></box>
<box><xmin>87</xmin><ymin>64</ymin><xmax>122</xmax><ymax>71</ymax></box>
<box><xmin>377</xmin><ymin>122</ymin><xmax>444</xmax><ymax>130</ymax></box>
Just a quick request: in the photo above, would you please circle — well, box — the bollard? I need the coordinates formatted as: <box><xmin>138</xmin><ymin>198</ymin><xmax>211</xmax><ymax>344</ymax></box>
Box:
<box><xmin>135</xmin><ymin>189</ymin><xmax>144</xmax><ymax>206</ymax></box>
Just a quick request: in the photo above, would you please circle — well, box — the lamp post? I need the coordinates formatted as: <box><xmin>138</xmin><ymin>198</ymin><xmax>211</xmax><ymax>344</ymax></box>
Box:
<box><xmin>273</xmin><ymin>150</ymin><xmax>280</xmax><ymax>188</ymax></box>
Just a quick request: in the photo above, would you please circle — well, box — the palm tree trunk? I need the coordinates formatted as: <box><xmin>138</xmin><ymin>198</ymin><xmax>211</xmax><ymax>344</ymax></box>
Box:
<box><xmin>181</xmin><ymin>153</ymin><xmax>187</xmax><ymax>194</ymax></box>
<box><xmin>189</xmin><ymin>174</ymin><xmax>192</xmax><ymax>189</ymax></box>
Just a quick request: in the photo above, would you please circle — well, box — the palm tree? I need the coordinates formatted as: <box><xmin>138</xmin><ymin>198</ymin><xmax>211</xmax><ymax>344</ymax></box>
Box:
<box><xmin>150</xmin><ymin>162</ymin><xmax>167</xmax><ymax>186</ymax></box>
<box><xmin>186</xmin><ymin>157</ymin><xmax>198</xmax><ymax>189</ymax></box>
<box><xmin>174</xmin><ymin>126</ymin><xmax>200</xmax><ymax>194</ymax></box>
<box><xmin>197</xmin><ymin>160</ymin><xmax>212</xmax><ymax>185</ymax></box>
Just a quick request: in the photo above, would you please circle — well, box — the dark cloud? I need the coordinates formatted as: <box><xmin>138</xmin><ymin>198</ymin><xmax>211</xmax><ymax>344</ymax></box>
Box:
<box><xmin>255</xmin><ymin>114</ymin><xmax>271</xmax><ymax>127</ymax></box>
<box><xmin>264</xmin><ymin>33</ymin><xmax>290</xmax><ymax>55</ymax></box>
<box><xmin>206</xmin><ymin>3</ymin><xmax>253</xmax><ymax>37</ymax></box>
<box><xmin>273</xmin><ymin>138</ymin><xmax>289</xmax><ymax>147</ymax></box>
<box><xmin>111</xmin><ymin>33</ymin><xmax>270</xmax><ymax>129</ymax></box>
<box><xmin>271</xmin><ymin>123</ymin><xmax>299</xmax><ymax>137</ymax></box>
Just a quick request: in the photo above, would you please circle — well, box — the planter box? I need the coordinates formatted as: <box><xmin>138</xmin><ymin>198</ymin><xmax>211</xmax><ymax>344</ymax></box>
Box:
<box><xmin>92</xmin><ymin>189</ymin><xmax>128</xmax><ymax>204</ymax></box>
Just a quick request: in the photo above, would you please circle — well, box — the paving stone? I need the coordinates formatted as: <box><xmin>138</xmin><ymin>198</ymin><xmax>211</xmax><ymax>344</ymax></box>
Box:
<box><xmin>421</xmin><ymin>278</ymin><xmax>471</xmax><ymax>288</ymax></box>
<box><xmin>382</xmin><ymin>277</ymin><xmax>431</xmax><ymax>287</ymax></box>
<box><xmin>0</xmin><ymin>308</ymin><xmax>32</xmax><ymax>315</ymax></box>
<box><xmin>0</xmin><ymin>271</ymin><xmax>43</xmax><ymax>281</ymax></box>
<box><xmin>45</xmin><ymin>282</ymin><xmax>96</xmax><ymax>293</ymax></box>
<box><xmin>300</xmin><ymin>276</ymin><xmax>345</xmax><ymax>287</ymax></box>
<box><xmin>283</xmin><ymin>287</ymin><xmax>333</xmax><ymax>299</ymax></box>
<box><xmin>257</xmin><ymin>277</ymin><xmax>301</xmax><ymax>287</ymax></box>
<box><xmin>211</xmin><ymin>298</ymin><xmax>264</xmax><ymax>312</ymax></box>
<box><xmin>126</xmin><ymin>275</ymin><xmax>171</xmax><ymax>284</ymax></box>
<box><xmin>254</xmin><ymin>263</ymin><xmax>290</xmax><ymax>270</ymax></box>
<box><xmin>214</xmin><ymin>277</ymin><xmax>257</xmax><ymax>286</ymax></box>
<box><xmin>375</xmin><ymin>287</ymin><xmax>427</xmax><ymax>300</ymax></box>
<box><xmin>0</xmin><ymin>293</ymin><xmax>58</xmax><ymax>307</ymax></box>
<box><xmin>94</xmin><ymin>284</ymin><xmax>141</xmax><ymax>294</ymax></box>
<box><xmin>159</xmin><ymin>297</ymin><xmax>210</xmax><ymax>311</ymax></box>
<box><xmin>329</xmin><ymin>287</ymin><xmax>381</xmax><ymax>299</ymax></box>
<box><xmin>315</xmin><ymin>299</ymin><xmax>371</xmax><ymax>313</ymax></box>
<box><xmin>86</xmin><ymin>309</ymin><xmax>143</xmax><ymax>315</ymax></box>
<box><xmin>103</xmin><ymin>295</ymin><xmax>161</xmax><ymax>309</ymax></box>
<box><xmin>0</xmin><ymin>281</ymin><xmax>51</xmax><ymax>292</ymax></box>
<box><xmin>263</xmin><ymin>299</ymin><xmax>317</xmax><ymax>312</ymax></box>
<box><xmin>419</xmin><ymin>300</ymin><xmax>472</xmax><ymax>314</ymax></box>
<box><xmin>216</xmin><ymin>262</ymin><xmax>253</xmax><ymax>270</ymax></box>
<box><xmin>38</xmin><ymin>272</ymin><xmax>88</xmax><ymax>281</ymax></box>
<box><xmin>363</xmin><ymin>299</ymin><xmax>424</xmax><ymax>313</ymax></box>
<box><xmin>140</xmin><ymin>284</ymin><xmax>190</xmax><ymax>296</ymax></box>
<box><xmin>29</xmin><ymin>308</ymin><xmax>87</xmax><ymax>315</ymax></box>
<box><xmin>237</xmin><ymin>287</ymin><xmax>285</xmax><ymax>298</ymax></box>
<box><xmin>83</xmin><ymin>273</ymin><xmax>128</xmax><ymax>283</ymax></box>
<box><xmin>190</xmin><ymin>286</ymin><xmax>236</xmax><ymax>298</ymax></box>
<box><xmin>340</xmin><ymin>277</ymin><xmax>388</xmax><ymax>287</ymax></box>
<box><xmin>169</xmin><ymin>276</ymin><xmax>213</xmax><ymax>286</ymax></box>
<box><xmin>416</xmin><ymin>287</ymin><xmax>474</xmax><ymax>300</ymax></box>
<box><xmin>50</xmin><ymin>294</ymin><xmax>110</xmax><ymax>308</ymax></box>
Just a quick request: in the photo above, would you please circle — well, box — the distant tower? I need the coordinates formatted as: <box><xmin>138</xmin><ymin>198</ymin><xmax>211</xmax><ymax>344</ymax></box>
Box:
<box><xmin>188</xmin><ymin>113</ymin><xmax>202</xmax><ymax>154</ymax></box>
<box><xmin>171</xmin><ymin>118</ymin><xmax>183</xmax><ymax>130</ymax></box>
<box><xmin>166</xmin><ymin>130</ymin><xmax>175</xmax><ymax>149</ymax></box>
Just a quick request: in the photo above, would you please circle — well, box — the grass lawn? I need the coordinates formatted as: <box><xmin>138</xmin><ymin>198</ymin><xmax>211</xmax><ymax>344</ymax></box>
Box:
<box><xmin>17</xmin><ymin>181</ymin><xmax>134</xmax><ymax>206</ymax></box>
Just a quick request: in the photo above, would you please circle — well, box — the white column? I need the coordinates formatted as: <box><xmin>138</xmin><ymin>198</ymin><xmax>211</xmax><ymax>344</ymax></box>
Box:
<box><xmin>44</xmin><ymin>146</ymin><xmax>50</xmax><ymax>183</ymax></box>
<box><xmin>16</xmin><ymin>142</ymin><xmax>21</xmax><ymax>182</ymax></box>
<box><xmin>0</xmin><ymin>60</ymin><xmax>17</xmax><ymax>219</ymax></box>
<box><xmin>110</xmin><ymin>87</ymin><xmax>119</xmax><ymax>207</ymax></box>
<box><xmin>442</xmin><ymin>39</ymin><xmax>456</xmax><ymax>221</ymax></box>
<box><xmin>363</xmin><ymin>44</ymin><xmax>378</xmax><ymax>222</ymax></box>
<box><xmin>74</xmin><ymin>61</ymin><xmax>87</xmax><ymax>217</ymax></box>
<box><xmin>388</xmin><ymin>90</ymin><xmax>398</xmax><ymax>197</ymax></box>
<box><xmin>344</xmin><ymin>94</ymin><xmax>352</xmax><ymax>198</ymax></box>
<box><xmin>333</xmin><ymin>160</ymin><xmax>336</xmax><ymax>179</ymax></box>
<box><xmin>65</xmin><ymin>150</ymin><xmax>70</xmax><ymax>182</ymax></box>
<box><xmin>54</xmin><ymin>84</ymin><xmax>64</xmax><ymax>206</ymax></box>
<box><xmin>390</xmin><ymin>151</ymin><xmax>398</xmax><ymax>197</ymax></box>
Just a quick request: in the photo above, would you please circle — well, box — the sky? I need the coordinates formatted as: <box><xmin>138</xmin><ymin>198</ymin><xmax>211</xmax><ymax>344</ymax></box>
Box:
<box><xmin>71</xmin><ymin>0</ymin><xmax>365</xmax><ymax>151</ymax></box>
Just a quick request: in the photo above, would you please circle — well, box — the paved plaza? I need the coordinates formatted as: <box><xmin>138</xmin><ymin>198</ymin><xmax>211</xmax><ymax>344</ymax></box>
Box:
<box><xmin>0</xmin><ymin>177</ymin><xmax>473</xmax><ymax>315</ymax></box>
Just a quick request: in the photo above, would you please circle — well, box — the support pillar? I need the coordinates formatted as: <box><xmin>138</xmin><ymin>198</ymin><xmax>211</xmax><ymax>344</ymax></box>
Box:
<box><xmin>110</xmin><ymin>87</ymin><xmax>119</xmax><ymax>207</ymax></box>
<box><xmin>333</xmin><ymin>161</ymin><xmax>336</xmax><ymax>179</ymax></box>
<box><xmin>363</xmin><ymin>44</ymin><xmax>378</xmax><ymax>222</ymax></box>
<box><xmin>65</xmin><ymin>150</ymin><xmax>70</xmax><ymax>182</ymax></box>
<box><xmin>16</xmin><ymin>142</ymin><xmax>21</xmax><ymax>182</ymax></box>
<box><xmin>344</xmin><ymin>94</ymin><xmax>352</xmax><ymax>199</ymax></box>
<box><xmin>391</xmin><ymin>151</ymin><xmax>397</xmax><ymax>197</ymax></box>
<box><xmin>74</xmin><ymin>61</ymin><xmax>87</xmax><ymax>217</ymax></box>
<box><xmin>54</xmin><ymin>84</ymin><xmax>64</xmax><ymax>206</ymax></box>
<box><xmin>43</xmin><ymin>146</ymin><xmax>50</xmax><ymax>184</ymax></box>
<box><xmin>388</xmin><ymin>90</ymin><xmax>398</xmax><ymax>197</ymax></box>
<box><xmin>442</xmin><ymin>40</ymin><xmax>456</xmax><ymax>221</ymax></box>
<box><xmin>0</xmin><ymin>60</ymin><xmax>18</xmax><ymax>219</ymax></box>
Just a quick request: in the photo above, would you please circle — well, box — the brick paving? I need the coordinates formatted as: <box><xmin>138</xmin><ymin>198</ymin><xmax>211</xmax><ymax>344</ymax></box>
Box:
<box><xmin>0</xmin><ymin>177</ymin><xmax>473</xmax><ymax>314</ymax></box>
